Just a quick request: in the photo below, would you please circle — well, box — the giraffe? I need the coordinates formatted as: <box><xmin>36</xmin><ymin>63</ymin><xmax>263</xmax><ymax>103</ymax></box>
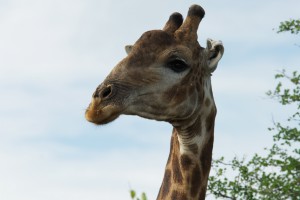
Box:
<box><xmin>85</xmin><ymin>4</ymin><xmax>224</xmax><ymax>200</ymax></box>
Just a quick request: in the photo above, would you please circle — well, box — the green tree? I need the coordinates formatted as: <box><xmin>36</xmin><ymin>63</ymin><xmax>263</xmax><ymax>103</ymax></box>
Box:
<box><xmin>277</xmin><ymin>19</ymin><xmax>300</xmax><ymax>34</ymax></box>
<box><xmin>207</xmin><ymin>20</ymin><xmax>300</xmax><ymax>200</ymax></box>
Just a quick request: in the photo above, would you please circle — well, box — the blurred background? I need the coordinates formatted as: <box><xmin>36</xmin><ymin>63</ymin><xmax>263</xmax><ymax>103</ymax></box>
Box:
<box><xmin>0</xmin><ymin>0</ymin><xmax>299</xmax><ymax>199</ymax></box>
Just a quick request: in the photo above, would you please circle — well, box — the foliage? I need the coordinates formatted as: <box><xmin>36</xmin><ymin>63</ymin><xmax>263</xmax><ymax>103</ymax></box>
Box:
<box><xmin>207</xmin><ymin>19</ymin><xmax>300</xmax><ymax>200</ymax></box>
<box><xmin>277</xmin><ymin>19</ymin><xmax>300</xmax><ymax>34</ymax></box>
<box><xmin>130</xmin><ymin>189</ymin><xmax>148</xmax><ymax>200</ymax></box>
<box><xmin>208</xmin><ymin>70</ymin><xmax>300</xmax><ymax>200</ymax></box>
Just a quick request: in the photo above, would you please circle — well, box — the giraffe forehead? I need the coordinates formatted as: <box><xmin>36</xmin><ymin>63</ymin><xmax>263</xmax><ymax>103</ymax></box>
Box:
<box><xmin>131</xmin><ymin>30</ymin><xmax>175</xmax><ymax>58</ymax></box>
<box><xmin>125</xmin><ymin>31</ymin><xmax>172</xmax><ymax>67</ymax></box>
<box><xmin>126</xmin><ymin>30</ymin><xmax>203</xmax><ymax>68</ymax></box>
<box><xmin>136</xmin><ymin>30</ymin><xmax>175</xmax><ymax>46</ymax></box>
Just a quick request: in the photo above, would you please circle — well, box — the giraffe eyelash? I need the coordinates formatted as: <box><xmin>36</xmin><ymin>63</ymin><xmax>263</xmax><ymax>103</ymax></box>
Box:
<box><xmin>166</xmin><ymin>58</ymin><xmax>189</xmax><ymax>73</ymax></box>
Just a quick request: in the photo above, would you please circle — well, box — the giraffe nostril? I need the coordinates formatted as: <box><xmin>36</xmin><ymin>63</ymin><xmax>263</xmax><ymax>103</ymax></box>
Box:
<box><xmin>100</xmin><ymin>85</ymin><xmax>113</xmax><ymax>99</ymax></box>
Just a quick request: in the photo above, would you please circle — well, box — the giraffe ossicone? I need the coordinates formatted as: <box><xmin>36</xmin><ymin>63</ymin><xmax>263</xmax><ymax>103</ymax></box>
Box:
<box><xmin>85</xmin><ymin>4</ymin><xmax>224</xmax><ymax>200</ymax></box>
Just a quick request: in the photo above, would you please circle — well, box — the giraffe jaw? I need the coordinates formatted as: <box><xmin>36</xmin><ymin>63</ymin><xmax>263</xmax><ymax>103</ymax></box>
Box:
<box><xmin>85</xmin><ymin>97</ymin><xmax>122</xmax><ymax>125</ymax></box>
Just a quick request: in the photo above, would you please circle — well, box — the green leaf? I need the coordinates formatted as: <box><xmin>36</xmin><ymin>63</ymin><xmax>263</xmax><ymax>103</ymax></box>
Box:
<box><xmin>277</xmin><ymin>19</ymin><xmax>300</xmax><ymax>34</ymax></box>
<box><xmin>130</xmin><ymin>190</ymin><xmax>136</xmax><ymax>199</ymax></box>
<box><xmin>141</xmin><ymin>192</ymin><xmax>147</xmax><ymax>200</ymax></box>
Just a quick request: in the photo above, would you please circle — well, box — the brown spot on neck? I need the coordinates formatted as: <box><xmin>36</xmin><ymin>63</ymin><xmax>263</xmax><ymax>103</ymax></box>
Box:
<box><xmin>157</xmin><ymin>169</ymin><xmax>172</xmax><ymax>199</ymax></box>
<box><xmin>190</xmin><ymin>164</ymin><xmax>202</xmax><ymax>197</ymax></box>
<box><xmin>172</xmin><ymin>156</ymin><xmax>183</xmax><ymax>184</ymax></box>
<box><xmin>205</xmin><ymin>107</ymin><xmax>216</xmax><ymax>132</ymax></box>
<box><xmin>180</xmin><ymin>154</ymin><xmax>193</xmax><ymax>171</ymax></box>
<box><xmin>200</xmin><ymin>132</ymin><xmax>214</xmax><ymax>181</ymax></box>
<box><xmin>204</xmin><ymin>98</ymin><xmax>211</xmax><ymax>107</ymax></box>
<box><xmin>171</xmin><ymin>190</ymin><xmax>188</xmax><ymax>200</ymax></box>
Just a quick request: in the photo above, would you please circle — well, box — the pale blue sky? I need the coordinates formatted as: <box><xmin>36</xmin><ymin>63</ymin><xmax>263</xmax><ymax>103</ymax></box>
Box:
<box><xmin>0</xmin><ymin>0</ymin><xmax>299</xmax><ymax>199</ymax></box>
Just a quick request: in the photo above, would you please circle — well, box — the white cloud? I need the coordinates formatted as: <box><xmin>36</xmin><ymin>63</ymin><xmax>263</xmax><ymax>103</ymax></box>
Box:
<box><xmin>0</xmin><ymin>141</ymin><xmax>167</xmax><ymax>200</ymax></box>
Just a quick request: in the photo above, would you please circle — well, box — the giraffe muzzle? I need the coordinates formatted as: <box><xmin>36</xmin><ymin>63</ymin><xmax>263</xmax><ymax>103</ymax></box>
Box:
<box><xmin>85</xmin><ymin>84</ymin><xmax>123</xmax><ymax>125</ymax></box>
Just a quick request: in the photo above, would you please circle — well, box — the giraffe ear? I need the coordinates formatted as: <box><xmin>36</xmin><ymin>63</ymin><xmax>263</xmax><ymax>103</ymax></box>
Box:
<box><xmin>125</xmin><ymin>45</ymin><xmax>133</xmax><ymax>55</ymax></box>
<box><xmin>206</xmin><ymin>39</ymin><xmax>224</xmax><ymax>73</ymax></box>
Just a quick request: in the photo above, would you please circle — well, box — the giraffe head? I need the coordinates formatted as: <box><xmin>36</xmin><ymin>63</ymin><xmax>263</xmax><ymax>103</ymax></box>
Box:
<box><xmin>85</xmin><ymin>5</ymin><xmax>224</xmax><ymax>127</ymax></box>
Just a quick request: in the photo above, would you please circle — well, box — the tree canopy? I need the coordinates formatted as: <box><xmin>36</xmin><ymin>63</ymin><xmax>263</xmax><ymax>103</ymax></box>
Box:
<box><xmin>207</xmin><ymin>19</ymin><xmax>300</xmax><ymax>200</ymax></box>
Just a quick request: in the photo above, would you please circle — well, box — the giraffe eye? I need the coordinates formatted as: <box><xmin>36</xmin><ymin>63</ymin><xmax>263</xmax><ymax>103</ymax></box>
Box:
<box><xmin>167</xmin><ymin>59</ymin><xmax>189</xmax><ymax>73</ymax></box>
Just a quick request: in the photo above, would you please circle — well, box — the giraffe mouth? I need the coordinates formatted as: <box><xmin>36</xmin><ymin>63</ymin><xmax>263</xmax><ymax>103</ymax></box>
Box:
<box><xmin>85</xmin><ymin>98</ymin><xmax>122</xmax><ymax>125</ymax></box>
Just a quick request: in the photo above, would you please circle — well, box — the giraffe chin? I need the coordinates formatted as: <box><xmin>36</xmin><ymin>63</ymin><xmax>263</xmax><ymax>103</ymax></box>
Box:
<box><xmin>85</xmin><ymin>104</ymin><xmax>121</xmax><ymax>125</ymax></box>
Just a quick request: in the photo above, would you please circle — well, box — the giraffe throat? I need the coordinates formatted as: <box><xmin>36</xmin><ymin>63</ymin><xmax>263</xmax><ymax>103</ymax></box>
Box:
<box><xmin>157</xmin><ymin>102</ymin><xmax>216</xmax><ymax>200</ymax></box>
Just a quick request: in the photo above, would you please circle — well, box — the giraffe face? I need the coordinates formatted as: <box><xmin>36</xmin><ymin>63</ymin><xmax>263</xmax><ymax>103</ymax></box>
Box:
<box><xmin>85</xmin><ymin>6</ymin><xmax>224</xmax><ymax>125</ymax></box>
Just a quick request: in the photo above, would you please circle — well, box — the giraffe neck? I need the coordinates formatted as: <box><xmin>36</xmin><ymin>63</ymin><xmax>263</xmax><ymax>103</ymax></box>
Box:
<box><xmin>157</xmin><ymin>105</ymin><xmax>216</xmax><ymax>200</ymax></box>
